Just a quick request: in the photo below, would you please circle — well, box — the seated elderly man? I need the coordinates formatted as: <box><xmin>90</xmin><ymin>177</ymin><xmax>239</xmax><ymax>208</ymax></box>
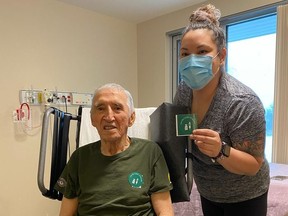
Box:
<box><xmin>55</xmin><ymin>83</ymin><xmax>174</xmax><ymax>216</ymax></box>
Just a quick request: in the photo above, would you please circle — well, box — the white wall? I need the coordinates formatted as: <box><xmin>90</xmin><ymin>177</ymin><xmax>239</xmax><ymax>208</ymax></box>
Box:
<box><xmin>0</xmin><ymin>0</ymin><xmax>283</xmax><ymax>215</ymax></box>
<box><xmin>0</xmin><ymin>0</ymin><xmax>137</xmax><ymax>215</ymax></box>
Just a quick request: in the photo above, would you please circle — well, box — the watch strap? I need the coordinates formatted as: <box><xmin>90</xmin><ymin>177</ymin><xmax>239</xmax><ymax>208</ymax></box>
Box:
<box><xmin>211</xmin><ymin>142</ymin><xmax>228</xmax><ymax>163</ymax></box>
<box><xmin>211</xmin><ymin>151</ymin><xmax>224</xmax><ymax>163</ymax></box>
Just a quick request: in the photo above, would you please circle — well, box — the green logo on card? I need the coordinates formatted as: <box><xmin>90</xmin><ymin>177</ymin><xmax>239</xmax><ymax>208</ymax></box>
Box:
<box><xmin>176</xmin><ymin>114</ymin><xmax>197</xmax><ymax>136</ymax></box>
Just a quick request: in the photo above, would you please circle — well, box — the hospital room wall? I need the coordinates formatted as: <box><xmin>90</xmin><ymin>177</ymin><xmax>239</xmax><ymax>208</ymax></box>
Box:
<box><xmin>0</xmin><ymin>0</ymin><xmax>282</xmax><ymax>215</ymax></box>
<box><xmin>137</xmin><ymin>0</ymin><xmax>282</xmax><ymax>107</ymax></box>
<box><xmin>0</xmin><ymin>0</ymin><xmax>137</xmax><ymax>215</ymax></box>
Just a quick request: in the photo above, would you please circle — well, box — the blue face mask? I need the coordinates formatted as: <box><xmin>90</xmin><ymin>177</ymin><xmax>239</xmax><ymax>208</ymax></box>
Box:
<box><xmin>178</xmin><ymin>54</ymin><xmax>217</xmax><ymax>90</ymax></box>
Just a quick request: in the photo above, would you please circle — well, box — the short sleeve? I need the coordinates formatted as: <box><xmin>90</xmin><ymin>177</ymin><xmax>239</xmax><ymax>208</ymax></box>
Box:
<box><xmin>149</xmin><ymin>146</ymin><xmax>173</xmax><ymax>194</ymax></box>
<box><xmin>225</xmin><ymin>95</ymin><xmax>266</xmax><ymax>154</ymax></box>
<box><xmin>54</xmin><ymin>152</ymin><xmax>79</xmax><ymax>199</ymax></box>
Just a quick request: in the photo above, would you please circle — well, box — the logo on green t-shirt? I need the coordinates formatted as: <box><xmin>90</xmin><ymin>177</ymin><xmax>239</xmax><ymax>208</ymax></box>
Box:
<box><xmin>57</xmin><ymin>177</ymin><xmax>67</xmax><ymax>188</ymax></box>
<box><xmin>128</xmin><ymin>172</ymin><xmax>144</xmax><ymax>188</ymax></box>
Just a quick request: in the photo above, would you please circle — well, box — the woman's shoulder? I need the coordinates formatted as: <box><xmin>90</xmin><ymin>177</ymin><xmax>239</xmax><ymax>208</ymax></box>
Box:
<box><xmin>221</xmin><ymin>72</ymin><xmax>258</xmax><ymax>97</ymax></box>
<box><xmin>216</xmin><ymin>73</ymin><xmax>265</xmax><ymax>117</ymax></box>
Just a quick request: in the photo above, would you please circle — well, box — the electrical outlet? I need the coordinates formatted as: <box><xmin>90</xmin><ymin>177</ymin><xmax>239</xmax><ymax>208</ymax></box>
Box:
<box><xmin>71</xmin><ymin>93</ymin><xmax>92</xmax><ymax>106</ymax></box>
<box><xmin>54</xmin><ymin>92</ymin><xmax>72</xmax><ymax>105</ymax></box>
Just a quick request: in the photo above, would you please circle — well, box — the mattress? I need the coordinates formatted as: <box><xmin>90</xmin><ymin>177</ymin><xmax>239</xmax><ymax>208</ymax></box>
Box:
<box><xmin>173</xmin><ymin>163</ymin><xmax>288</xmax><ymax>216</ymax></box>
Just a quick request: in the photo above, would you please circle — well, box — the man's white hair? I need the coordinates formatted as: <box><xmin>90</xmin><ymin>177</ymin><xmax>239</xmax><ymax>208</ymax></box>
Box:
<box><xmin>92</xmin><ymin>83</ymin><xmax>135</xmax><ymax>115</ymax></box>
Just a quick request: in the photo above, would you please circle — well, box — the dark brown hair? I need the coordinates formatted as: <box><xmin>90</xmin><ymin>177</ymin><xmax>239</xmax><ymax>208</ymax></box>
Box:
<box><xmin>182</xmin><ymin>4</ymin><xmax>226</xmax><ymax>51</ymax></box>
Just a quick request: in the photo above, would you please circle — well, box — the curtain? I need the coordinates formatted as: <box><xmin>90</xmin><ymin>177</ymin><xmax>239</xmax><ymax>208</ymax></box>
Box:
<box><xmin>272</xmin><ymin>4</ymin><xmax>288</xmax><ymax>163</ymax></box>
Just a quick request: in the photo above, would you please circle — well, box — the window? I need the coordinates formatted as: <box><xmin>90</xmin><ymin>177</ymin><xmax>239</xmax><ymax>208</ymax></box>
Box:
<box><xmin>224</xmin><ymin>14</ymin><xmax>276</xmax><ymax>162</ymax></box>
<box><xmin>169</xmin><ymin>1</ymin><xmax>288</xmax><ymax>163</ymax></box>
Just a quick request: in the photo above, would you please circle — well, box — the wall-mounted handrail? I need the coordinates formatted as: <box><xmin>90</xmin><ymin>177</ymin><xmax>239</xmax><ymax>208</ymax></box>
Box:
<box><xmin>37</xmin><ymin>107</ymin><xmax>55</xmax><ymax>197</ymax></box>
<box><xmin>37</xmin><ymin>107</ymin><xmax>78</xmax><ymax>200</ymax></box>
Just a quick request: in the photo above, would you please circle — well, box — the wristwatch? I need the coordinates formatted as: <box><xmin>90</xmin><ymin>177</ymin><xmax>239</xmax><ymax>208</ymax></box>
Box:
<box><xmin>211</xmin><ymin>141</ymin><xmax>231</xmax><ymax>163</ymax></box>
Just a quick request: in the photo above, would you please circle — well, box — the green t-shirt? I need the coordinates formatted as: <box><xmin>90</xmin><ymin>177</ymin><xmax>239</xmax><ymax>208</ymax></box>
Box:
<box><xmin>55</xmin><ymin>137</ymin><xmax>173</xmax><ymax>216</ymax></box>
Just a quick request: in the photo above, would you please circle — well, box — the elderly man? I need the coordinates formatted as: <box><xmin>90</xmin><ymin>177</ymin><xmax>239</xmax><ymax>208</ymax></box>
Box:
<box><xmin>55</xmin><ymin>83</ymin><xmax>174</xmax><ymax>216</ymax></box>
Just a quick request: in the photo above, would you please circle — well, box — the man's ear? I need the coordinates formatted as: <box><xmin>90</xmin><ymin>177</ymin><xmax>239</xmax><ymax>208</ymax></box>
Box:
<box><xmin>128</xmin><ymin>112</ymin><xmax>136</xmax><ymax>127</ymax></box>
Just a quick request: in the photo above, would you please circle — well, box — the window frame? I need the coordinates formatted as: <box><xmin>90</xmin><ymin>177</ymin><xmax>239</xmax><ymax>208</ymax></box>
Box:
<box><xmin>171</xmin><ymin>33</ymin><xmax>183</xmax><ymax>99</ymax></box>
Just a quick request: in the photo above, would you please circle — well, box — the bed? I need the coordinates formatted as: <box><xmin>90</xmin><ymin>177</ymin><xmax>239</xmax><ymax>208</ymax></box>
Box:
<box><xmin>173</xmin><ymin>162</ymin><xmax>288</xmax><ymax>216</ymax></box>
<box><xmin>38</xmin><ymin>106</ymin><xmax>288</xmax><ymax>216</ymax></box>
<box><xmin>267</xmin><ymin>163</ymin><xmax>288</xmax><ymax>216</ymax></box>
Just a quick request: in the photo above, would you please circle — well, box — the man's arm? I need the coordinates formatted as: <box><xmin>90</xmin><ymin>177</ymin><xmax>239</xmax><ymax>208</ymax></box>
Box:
<box><xmin>151</xmin><ymin>191</ymin><xmax>174</xmax><ymax>216</ymax></box>
<box><xmin>59</xmin><ymin>197</ymin><xmax>78</xmax><ymax>216</ymax></box>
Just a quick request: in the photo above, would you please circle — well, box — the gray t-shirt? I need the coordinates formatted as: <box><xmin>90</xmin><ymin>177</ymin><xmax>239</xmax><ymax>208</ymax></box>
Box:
<box><xmin>173</xmin><ymin>72</ymin><xmax>270</xmax><ymax>203</ymax></box>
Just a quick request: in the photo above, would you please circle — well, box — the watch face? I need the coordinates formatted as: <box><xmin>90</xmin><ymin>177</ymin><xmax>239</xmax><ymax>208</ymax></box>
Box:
<box><xmin>222</xmin><ymin>143</ymin><xmax>230</xmax><ymax>157</ymax></box>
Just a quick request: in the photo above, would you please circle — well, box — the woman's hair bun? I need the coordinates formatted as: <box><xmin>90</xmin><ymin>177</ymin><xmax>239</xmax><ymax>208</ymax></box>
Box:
<box><xmin>189</xmin><ymin>4</ymin><xmax>221</xmax><ymax>26</ymax></box>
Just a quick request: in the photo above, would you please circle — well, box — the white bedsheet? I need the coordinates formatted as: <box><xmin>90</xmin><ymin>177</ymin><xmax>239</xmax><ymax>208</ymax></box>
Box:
<box><xmin>268</xmin><ymin>163</ymin><xmax>288</xmax><ymax>216</ymax></box>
